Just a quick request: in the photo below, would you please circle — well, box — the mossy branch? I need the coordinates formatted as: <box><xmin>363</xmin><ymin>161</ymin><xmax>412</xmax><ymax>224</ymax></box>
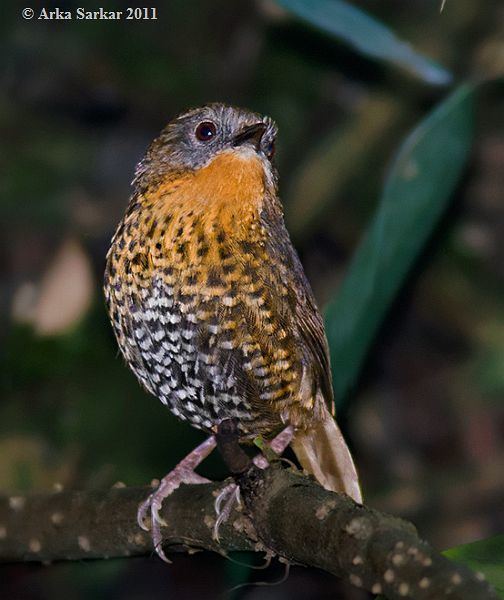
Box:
<box><xmin>0</xmin><ymin>463</ymin><xmax>497</xmax><ymax>600</ymax></box>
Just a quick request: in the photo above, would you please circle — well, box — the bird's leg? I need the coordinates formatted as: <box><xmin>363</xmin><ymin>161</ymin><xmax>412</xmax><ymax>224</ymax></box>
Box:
<box><xmin>138</xmin><ymin>435</ymin><xmax>217</xmax><ymax>562</ymax></box>
<box><xmin>253</xmin><ymin>425</ymin><xmax>295</xmax><ymax>469</ymax></box>
<box><xmin>269</xmin><ymin>424</ymin><xmax>295</xmax><ymax>455</ymax></box>
<box><xmin>213</xmin><ymin>425</ymin><xmax>295</xmax><ymax>540</ymax></box>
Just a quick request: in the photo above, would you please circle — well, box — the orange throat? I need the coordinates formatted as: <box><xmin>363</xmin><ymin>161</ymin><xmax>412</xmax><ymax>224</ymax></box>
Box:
<box><xmin>151</xmin><ymin>148</ymin><xmax>267</xmax><ymax>229</ymax></box>
<box><xmin>115</xmin><ymin>148</ymin><xmax>273</xmax><ymax>278</ymax></box>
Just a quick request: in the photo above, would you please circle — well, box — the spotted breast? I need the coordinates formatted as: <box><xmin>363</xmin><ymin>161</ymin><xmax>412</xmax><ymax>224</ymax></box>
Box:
<box><xmin>105</xmin><ymin>148</ymin><xmax>328</xmax><ymax>438</ymax></box>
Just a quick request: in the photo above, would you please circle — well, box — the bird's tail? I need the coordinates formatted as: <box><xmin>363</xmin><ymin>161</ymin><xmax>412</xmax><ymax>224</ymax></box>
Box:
<box><xmin>291</xmin><ymin>403</ymin><xmax>362</xmax><ymax>503</ymax></box>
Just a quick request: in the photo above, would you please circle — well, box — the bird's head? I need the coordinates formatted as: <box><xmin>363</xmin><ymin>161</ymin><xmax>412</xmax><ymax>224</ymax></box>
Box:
<box><xmin>134</xmin><ymin>103</ymin><xmax>278</xmax><ymax>192</ymax></box>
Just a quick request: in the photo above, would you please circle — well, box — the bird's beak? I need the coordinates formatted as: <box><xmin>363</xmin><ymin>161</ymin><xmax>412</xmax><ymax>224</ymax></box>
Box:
<box><xmin>232</xmin><ymin>123</ymin><xmax>267</xmax><ymax>151</ymax></box>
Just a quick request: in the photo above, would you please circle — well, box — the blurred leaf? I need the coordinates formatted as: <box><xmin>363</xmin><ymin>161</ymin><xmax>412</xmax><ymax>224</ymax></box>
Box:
<box><xmin>325</xmin><ymin>84</ymin><xmax>475</xmax><ymax>404</ymax></box>
<box><xmin>444</xmin><ymin>536</ymin><xmax>504</xmax><ymax>598</ymax></box>
<box><xmin>286</xmin><ymin>94</ymin><xmax>402</xmax><ymax>239</ymax></box>
<box><xmin>19</xmin><ymin>238</ymin><xmax>95</xmax><ymax>336</ymax></box>
<box><xmin>276</xmin><ymin>0</ymin><xmax>452</xmax><ymax>85</ymax></box>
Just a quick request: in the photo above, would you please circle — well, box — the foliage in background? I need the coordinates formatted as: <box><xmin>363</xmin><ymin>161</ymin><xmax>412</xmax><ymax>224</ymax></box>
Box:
<box><xmin>1</xmin><ymin>0</ymin><xmax>503</xmax><ymax>597</ymax></box>
<box><xmin>277</xmin><ymin>0</ymin><xmax>452</xmax><ymax>85</ymax></box>
<box><xmin>326</xmin><ymin>84</ymin><xmax>475</xmax><ymax>403</ymax></box>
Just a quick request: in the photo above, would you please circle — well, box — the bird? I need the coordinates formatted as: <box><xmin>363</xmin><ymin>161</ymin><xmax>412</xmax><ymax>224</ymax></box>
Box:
<box><xmin>104</xmin><ymin>103</ymin><xmax>361</xmax><ymax>559</ymax></box>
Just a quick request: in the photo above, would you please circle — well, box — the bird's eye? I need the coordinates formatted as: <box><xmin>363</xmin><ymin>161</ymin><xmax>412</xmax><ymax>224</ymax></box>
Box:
<box><xmin>195</xmin><ymin>121</ymin><xmax>217</xmax><ymax>142</ymax></box>
<box><xmin>264</xmin><ymin>139</ymin><xmax>275</xmax><ymax>160</ymax></box>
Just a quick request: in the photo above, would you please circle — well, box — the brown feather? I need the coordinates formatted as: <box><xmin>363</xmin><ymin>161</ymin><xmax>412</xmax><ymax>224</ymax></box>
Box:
<box><xmin>291</xmin><ymin>402</ymin><xmax>362</xmax><ymax>503</ymax></box>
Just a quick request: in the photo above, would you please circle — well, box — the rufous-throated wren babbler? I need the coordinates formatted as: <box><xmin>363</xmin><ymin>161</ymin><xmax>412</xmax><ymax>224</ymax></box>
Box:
<box><xmin>104</xmin><ymin>104</ymin><xmax>361</xmax><ymax>560</ymax></box>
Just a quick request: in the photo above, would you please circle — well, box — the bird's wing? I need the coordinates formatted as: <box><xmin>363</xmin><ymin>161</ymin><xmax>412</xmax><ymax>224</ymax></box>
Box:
<box><xmin>262</xmin><ymin>214</ymin><xmax>361</xmax><ymax>501</ymax></box>
<box><xmin>264</xmin><ymin>214</ymin><xmax>335</xmax><ymax>414</ymax></box>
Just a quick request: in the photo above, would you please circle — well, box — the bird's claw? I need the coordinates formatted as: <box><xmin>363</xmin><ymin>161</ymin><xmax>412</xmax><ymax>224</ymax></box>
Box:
<box><xmin>138</xmin><ymin>468</ymin><xmax>211</xmax><ymax>562</ymax></box>
<box><xmin>213</xmin><ymin>482</ymin><xmax>241</xmax><ymax>542</ymax></box>
<box><xmin>137</xmin><ymin>496</ymin><xmax>154</xmax><ymax>531</ymax></box>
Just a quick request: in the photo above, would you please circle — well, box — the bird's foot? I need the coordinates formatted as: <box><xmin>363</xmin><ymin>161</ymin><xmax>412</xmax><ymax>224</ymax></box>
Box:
<box><xmin>213</xmin><ymin>481</ymin><xmax>241</xmax><ymax>541</ymax></box>
<box><xmin>212</xmin><ymin>425</ymin><xmax>295</xmax><ymax>541</ymax></box>
<box><xmin>138</xmin><ymin>435</ymin><xmax>217</xmax><ymax>562</ymax></box>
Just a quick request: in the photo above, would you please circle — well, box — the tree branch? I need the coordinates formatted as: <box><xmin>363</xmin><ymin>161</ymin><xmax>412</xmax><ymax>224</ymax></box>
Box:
<box><xmin>0</xmin><ymin>465</ymin><xmax>497</xmax><ymax>599</ymax></box>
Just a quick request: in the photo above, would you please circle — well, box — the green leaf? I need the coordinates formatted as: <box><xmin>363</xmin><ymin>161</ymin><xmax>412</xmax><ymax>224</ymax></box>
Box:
<box><xmin>444</xmin><ymin>536</ymin><xmax>504</xmax><ymax>598</ymax></box>
<box><xmin>276</xmin><ymin>0</ymin><xmax>452</xmax><ymax>85</ymax></box>
<box><xmin>325</xmin><ymin>84</ymin><xmax>475</xmax><ymax>404</ymax></box>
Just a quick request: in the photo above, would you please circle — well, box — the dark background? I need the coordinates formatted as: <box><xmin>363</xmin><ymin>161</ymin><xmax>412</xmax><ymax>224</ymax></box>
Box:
<box><xmin>1</xmin><ymin>0</ymin><xmax>503</xmax><ymax>598</ymax></box>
